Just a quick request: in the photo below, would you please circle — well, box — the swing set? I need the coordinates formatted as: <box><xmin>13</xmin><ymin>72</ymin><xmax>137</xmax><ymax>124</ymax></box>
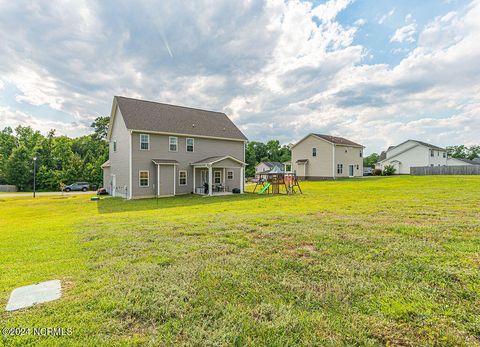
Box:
<box><xmin>252</xmin><ymin>169</ymin><xmax>302</xmax><ymax>195</ymax></box>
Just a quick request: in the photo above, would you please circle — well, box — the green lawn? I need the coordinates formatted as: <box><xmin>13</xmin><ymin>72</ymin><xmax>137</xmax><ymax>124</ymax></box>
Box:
<box><xmin>1</xmin><ymin>176</ymin><xmax>479</xmax><ymax>346</ymax></box>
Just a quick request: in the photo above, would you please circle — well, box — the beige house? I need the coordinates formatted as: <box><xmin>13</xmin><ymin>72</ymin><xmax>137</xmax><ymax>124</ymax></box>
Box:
<box><xmin>291</xmin><ymin>133</ymin><xmax>364</xmax><ymax>179</ymax></box>
<box><xmin>255</xmin><ymin>162</ymin><xmax>285</xmax><ymax>175</ymax></box>
<box><xmin>102</xmin><ymin>96</ymin><xmax>247</xmax><ymax>199</ymax></box>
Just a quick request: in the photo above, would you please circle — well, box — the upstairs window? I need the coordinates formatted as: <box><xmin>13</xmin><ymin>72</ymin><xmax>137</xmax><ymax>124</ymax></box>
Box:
<box><xmin>186</xmin><ymin>138</ymin><xmax>194</xmax><ymax>152</ymax></box>
<box><xmin>443</xmin><ymin>152</ymin><xmax>446</xmax><ymax>158</ymax></box>
<box><xmin>430</xmin><ymin>149</ymin><xmax>434</xmax><ymax>157</ymax></box>
<box><xmin>169</xmin><ymin>136</ymin><xmax>178</xmax><ymax>152</ymax></box>
<box><xmin>140</xmin><ymin>134</ymin><xmax>150</xmax><ymax>150</ymax></box>
<box><xmin>359</xmin><ymin>150</ymin><xmax>362</xmax><ymax>157</ymax></box>
<box><xmin>139</xmin><ymin>170</ymin><xmax>149</xmax><ymax>187</ymax></box>
<box><xmin>312</xmin><ymin>147</ymin><xmax>317</xmax><ymax>157</ymax></box>
<box><xmin>113</xmin><ymin>140</ymin><xmax>117</xmax><ymax>152</ymax></box>
<box><xmin>179</xmin><ymin>170</ymin><xmax>187</xmax><ymax>185</ymax></box>
<box><xmin>337</xmin><ymin>164</ymin><xmax>343</xmax><ymax>174</ymax></box>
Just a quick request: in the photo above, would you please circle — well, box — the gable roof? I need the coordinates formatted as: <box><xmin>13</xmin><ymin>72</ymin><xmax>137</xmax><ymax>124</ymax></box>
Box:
<box><xmin>191</xmin><ymin>155</ymin><xmax>245</xmax><ymax>166</ymax></box>
<box><xmin>292</xmin><ymin>133</ymin><xmax>364</xmax><ymax>148</ymax></box>
<box><xmin>387</xmin><ymin>140</ymin><xmax>445</xmax><ymax>152</ymax></box>
<box><xmin>313</xmin><ymin>134</ymin><xmax>363</xmax><ymax>147</ymax></box>
<box><xmin>112</xmin><ymin>96</ymin><xmax>247</xmax><ymax>141</ymax></box>
<box><xmin>258</xmin><ymin>161</ymin><xmax>284</xmax><ymax>168</ymax></box>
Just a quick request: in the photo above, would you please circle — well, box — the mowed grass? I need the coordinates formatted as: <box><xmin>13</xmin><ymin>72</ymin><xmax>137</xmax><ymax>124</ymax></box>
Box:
<box><xmin>1</xmin><ymin>176</ymin><xmax>479</xmax><ymax>346</ymax></box>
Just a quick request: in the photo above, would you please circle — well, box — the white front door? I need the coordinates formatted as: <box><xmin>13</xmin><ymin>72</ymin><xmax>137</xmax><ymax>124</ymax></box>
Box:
<box><xmin>349</xmin><ymin>165</ymin><xmax>354</xmax><ymax>177</ymax></box>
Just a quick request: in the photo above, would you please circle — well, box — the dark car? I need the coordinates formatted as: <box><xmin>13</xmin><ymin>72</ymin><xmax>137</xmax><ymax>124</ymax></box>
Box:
<box><xmin>64</xmin><ymin>182</ymin><xmax>90</xmax><ymax>192</ymax></box>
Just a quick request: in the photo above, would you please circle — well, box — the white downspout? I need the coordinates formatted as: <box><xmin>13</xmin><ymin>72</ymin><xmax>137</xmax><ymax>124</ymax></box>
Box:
<box><xmin>332</xmin><ymin>144</ymin><xmax>336</xmax><ymax>180</ymax></box>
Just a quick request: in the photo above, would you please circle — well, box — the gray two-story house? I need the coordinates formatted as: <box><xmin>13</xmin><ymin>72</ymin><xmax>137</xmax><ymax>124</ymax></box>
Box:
<box><xmin>102</xmin><ymin>96</ymin><xmax>248</xmax><ymax>199</ymax></box>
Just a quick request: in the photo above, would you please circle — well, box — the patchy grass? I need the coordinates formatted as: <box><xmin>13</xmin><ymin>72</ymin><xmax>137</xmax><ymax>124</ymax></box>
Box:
<box><xmin>1</xmin><ymin>176</ymin><xmax>479</xmax><ymax>346</ymax></box>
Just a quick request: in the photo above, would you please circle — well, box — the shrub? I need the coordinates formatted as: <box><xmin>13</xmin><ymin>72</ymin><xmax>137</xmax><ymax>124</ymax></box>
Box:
<box><xmin>373</xmin><ymin>169</ymin><xmax>382</xmax><ymax>176</ymax></box>
<box><xmin>382</xmin><ymin>165</ymin><xmax>396</xmax><ymax>176</ymax></box>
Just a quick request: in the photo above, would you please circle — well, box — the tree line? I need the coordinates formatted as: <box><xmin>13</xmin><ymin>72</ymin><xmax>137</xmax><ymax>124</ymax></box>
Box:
<box><xmin>245</xmin><ymin>140</ymin><xmax>291</xmax><ymax>177</ymax></box>
<box><xmin>0</xmin><ymin>117</ymin><xmax>109</xmax><ymax>191</ymax></box>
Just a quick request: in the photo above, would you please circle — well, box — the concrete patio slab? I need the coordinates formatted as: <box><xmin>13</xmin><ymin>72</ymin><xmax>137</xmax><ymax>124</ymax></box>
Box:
<box><xmin>5</xmin><ymin>280</ymin><xmax>61</xmax><ymax>311</ymax></box>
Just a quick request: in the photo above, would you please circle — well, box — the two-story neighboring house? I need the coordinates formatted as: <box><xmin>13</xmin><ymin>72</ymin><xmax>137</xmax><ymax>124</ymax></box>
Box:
<box><xmin>375</xmin><ymin>140</ymin><xmax>447</xmax><ymax>174</ymax></box>
<box><xmin>291</xmin><ymin>133</ymin><xmax>364</xmax><ymax>180</ymax></box>
<box><xmin>102</xmin><ymin>96</ymin><xmax>248</xmax><ymax>199</ymax></box>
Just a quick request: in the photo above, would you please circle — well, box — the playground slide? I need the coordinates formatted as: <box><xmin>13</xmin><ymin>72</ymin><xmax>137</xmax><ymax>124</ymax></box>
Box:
<box><xmin>257</xmin><ymin>183</ymin><xmax>271</xmax><ymax>194</ymax></box>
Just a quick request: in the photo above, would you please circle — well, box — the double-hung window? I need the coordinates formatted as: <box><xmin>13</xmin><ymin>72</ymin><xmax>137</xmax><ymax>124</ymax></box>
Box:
<box><xmin>140</xmin><ymin>134</ymin><xmax>150</xmax><ymax>150</ymax></box>
<box><xmin>359</xmin><ymin>150</ymin><xmax>362</xmax><ymax>157</ymax></box>
<box><xmin>139</xmin><ymin>170</ymin><xmax>149</xmax><ymax>187</ymax></box>
<box><xmin>179</xmin><ymin>170</ymin><xmax>187</xmax><ymax>185</ymax></box>
<box><xmin>169</xmin><ymin>136</ymin><xmax>178</xmax><ymax>151</ymax></box>
<box><xmin>312</xmin><ymin>147</ymin><xmax>317</xmax><ymax>157</ymax></box>
<box><xmin>113</xmin><ymin>140</ymin><xmax>117</xmax><ymax>152</ymax></box>
<box><xmin>430</xmin><ymin>150</ymin><xmax>434</xmax><ymax>157</ymax></box>
<box><xmin>214</xmin><ymin>171</ymin><xmax>221</xmax><ymax>184</ymax></box>
<box><xmin>186</xmin><ymin>138</ymin><xmax>194</xmax><ymax>152</ymax></box>
<box><xmin>227</xmin><ymin>170</ymin><xmax>234</xmax><ymax>180</ymax></box>
<box><xmin>337</xmin><ymin>164</ymin><xmax>343</xmax><ymax>174</ymax></box>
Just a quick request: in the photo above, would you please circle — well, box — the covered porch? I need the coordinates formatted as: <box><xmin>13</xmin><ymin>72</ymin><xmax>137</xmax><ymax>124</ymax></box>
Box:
<box><xmin>191</xmin><ymin>156</ymin><xmax>245</xmax><ymax>196</ymax></box>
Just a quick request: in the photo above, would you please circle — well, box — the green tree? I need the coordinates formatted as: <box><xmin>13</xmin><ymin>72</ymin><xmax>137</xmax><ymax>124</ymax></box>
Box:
<box><xmin>5</xmin><ymin>146</ymin><xmax>32</xmax><ymax>191</ymax></box>
<box><xmin>363</xmin><ymin>153</ymin><xmax>379</xmax><ymax>168</ymax></box>
<box><xmin>91</xmin><ymin>116</ymin><xmax>110</xmax><ymax>140</ymax></box>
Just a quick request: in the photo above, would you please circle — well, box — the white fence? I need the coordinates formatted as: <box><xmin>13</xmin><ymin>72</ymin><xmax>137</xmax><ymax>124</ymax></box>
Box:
<box><xmin>0</xmin><ymin>185</ymin><xmax>18</xmax><ymax>192</ymax></box>
<box><xmin>411</xmin><ymin>165</ymin><xmax>480</xmax><ymax>175</ymax></box>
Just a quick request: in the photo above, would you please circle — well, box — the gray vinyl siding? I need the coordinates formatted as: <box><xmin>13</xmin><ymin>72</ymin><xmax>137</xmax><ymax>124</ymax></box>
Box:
<box><xmin>108</xmin><ymin>107</ymin><xmax>131</xmax><ymax>198</ymax></box>
<box><xmin>131</xmin><ymin>132</ymin><xmax>245</xmax><ymax>196</ymax></box>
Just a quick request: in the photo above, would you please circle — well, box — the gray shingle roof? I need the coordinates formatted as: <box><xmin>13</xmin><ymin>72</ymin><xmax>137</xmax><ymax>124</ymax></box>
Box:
<box><xmin>115</xmin><ymin>96</ymin><xmax>247</xmax><ymax>141</ymax></box>
<box><xmin>313</xmin><ymin>134</ymin><xmax>363</xmax><ymax>147</ymax></box>
<box><xmin>410</xmin><ymin>140</ymin><xmax>445</xmax><ymax>151</ymax></box>
<box><xmin>262</xmin><ymin>162</ymin><xmax>284</xmax><ymax>168</ymax></box>
<box><xmin>152</xmin><ymin>159</ymin><xmax>179</xmax><ymax>165</ymax></box>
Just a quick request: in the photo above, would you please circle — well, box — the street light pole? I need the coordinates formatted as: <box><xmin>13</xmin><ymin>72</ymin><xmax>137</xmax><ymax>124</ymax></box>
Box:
<box><xmin>33</xmin><ymin>156</ymin><xmax>37</xmax><ymax>198</ymax></box>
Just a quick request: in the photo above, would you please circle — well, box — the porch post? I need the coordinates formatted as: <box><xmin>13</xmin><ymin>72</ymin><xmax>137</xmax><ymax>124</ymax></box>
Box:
<box><xmin>240</xmin><ymin>166</ymin><xmax>244</xmax><ymax>193</ymax></box>
<box><xmin>223</xmin><ymin>168</ymin><xmax>226</xmax><ymax>184</ymax></box>
<box><xmin>157</xmin><ymin>164</ymin><xmax>160</xmax><ymax>196</ymax></box>
<box><xmin>208</xmin><ymin>165</ymin><xmax>213</xmax><ymax>196</ymax></box>
<box><xmin>193</xmin><ymin>166</ymin><xmax>196</xmax><ymax>194</ymax></box>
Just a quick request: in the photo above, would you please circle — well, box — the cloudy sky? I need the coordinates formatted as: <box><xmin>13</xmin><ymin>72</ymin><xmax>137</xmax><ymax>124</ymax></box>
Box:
<box><xmin>0</xmin><ymin>0</ymin><xmax>479</xmax><ymax>153</ymax></box>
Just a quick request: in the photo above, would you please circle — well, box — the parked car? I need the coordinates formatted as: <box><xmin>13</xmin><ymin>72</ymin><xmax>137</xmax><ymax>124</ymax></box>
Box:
<box><xmin>363</xmin><ymin>167</ymin><xmax>373</xmax><ymax>176</ymax></box>
<box><xmin>64</xmin><ymin>182</ymin><xmax>90</xmax><ymax>192</ymax></box>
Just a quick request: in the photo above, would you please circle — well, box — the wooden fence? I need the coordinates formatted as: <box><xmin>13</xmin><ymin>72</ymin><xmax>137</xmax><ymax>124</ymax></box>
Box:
<box><xmin>410</xmin><ymin>165</ymin><xmax>480</xmax><ymax>175</ymax></box>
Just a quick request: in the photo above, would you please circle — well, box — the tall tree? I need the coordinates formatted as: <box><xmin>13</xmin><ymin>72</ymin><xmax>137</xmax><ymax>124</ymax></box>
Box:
<box><xmin>91</xmin><ymin>116</ymin><xmax>110</xmax><ymax>140</ymax></box>
<box><xmin>363</xmin><ymin>153</ymin><xmax>379</xmax><ymax>168</ymax></box>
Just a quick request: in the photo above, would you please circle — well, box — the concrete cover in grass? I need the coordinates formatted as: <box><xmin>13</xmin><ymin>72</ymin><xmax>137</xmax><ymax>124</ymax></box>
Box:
<box><xmin>6</xmin><ymin>280</ymin><xmax>61</xmax><ymax>311</ymax></box>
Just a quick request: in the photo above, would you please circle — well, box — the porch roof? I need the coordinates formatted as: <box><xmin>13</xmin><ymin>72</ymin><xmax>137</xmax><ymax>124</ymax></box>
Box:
<box><xmin>191</xmin><ymin>155</ymin><xmax>245</xmax><ymax>166</ymax></box>
<box><xmin>152</xmin><ymin>159</ymin><xmax>179</xmax><ymax>165</ymax></box>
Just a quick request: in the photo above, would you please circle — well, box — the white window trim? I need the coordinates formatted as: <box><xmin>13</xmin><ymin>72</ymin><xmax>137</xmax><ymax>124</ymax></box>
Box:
<box><xmin>186</xmin><ymin>138</ymin><xmax>194</xmax><ymax>152</ymax></box>
<box><xmin>214</xmin><ymin>171</ymin><xmax>221</xmax><ymax>184</ymax></box>
<box><xmin>169</xmin><ymin>136</ymin><xmax>178</xmax><ymax>152</ymax></box>
<box><xmin>140</xmin><ymin>134</ymin><xmax>150</xmax><ymax>150</ymax></box>
<box><xmin>179</xmin><ymin>170</ymin><xmax>187</xmax><ymax>186</ymax></box>
<box><xmin>337</xmin><ymin>164</ymin><xmax>343</xmax><ymax>174</ymax></box>
<box><xmin>227</xmin><ymin>170</ymin><xmax>234</xmax><ymax>180</ymax></box>
<box><xmin>139</xmin><ymin>170</ymin><xmax>150</xmax><ymax>187</ymax></box>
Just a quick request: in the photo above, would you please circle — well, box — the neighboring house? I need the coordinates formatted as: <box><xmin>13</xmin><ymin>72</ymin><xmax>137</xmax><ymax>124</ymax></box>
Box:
<box><xmin>376</xmin><ymin>140</ymin><xmax>447</xmax><ymax>174</ymax></box>
<box><xmin>447</xmin><ymin>157</ymin><xmax>480</xmax><ymax>166</ymax></box>
<box><xmin>102</xmin><ymin>96</ymin><xmax>248</xmax><ymax>199</ymax></box>
<box><xmin>255</xmin><ymin>162</ymin><xmax>285</xmax><ymax>175</ymax></box>
<box><xmin>291</xmin><ymin>133</ymin><xmax>364</xmax><ymax>180</ymax></box>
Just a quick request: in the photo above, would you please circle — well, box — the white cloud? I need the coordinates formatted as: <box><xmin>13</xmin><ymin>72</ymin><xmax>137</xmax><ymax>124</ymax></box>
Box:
<box><xmin>390</xmin><ymin>23</ymin><xmax>417</xmax><ymax>43</ymax></box>
<box><xmin>354</xmin><ymin>18</ymin><xmax>366</xmax><ymax>26</ymax></box>
<box><xmin>378</xmin><ymin>8</ymin><xmax>395</xmax><ymax>24</ymax></box>
<box><xmin>0</xmin><ymin>0</ymin><xmax>479</xmax><ymax>152</ymax></box>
